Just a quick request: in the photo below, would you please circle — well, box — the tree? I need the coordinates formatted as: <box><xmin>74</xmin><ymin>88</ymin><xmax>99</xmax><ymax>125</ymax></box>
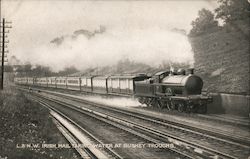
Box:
<box><xmin>190</xmin><ymin>9</ymin><xmax>219</xmax><ymax>36</ymax></box>
<box><xmin>57</xmin><ymin>66</ymin><xmax>79</xmax><ymax>76</ymax></box>
<box><xmin>4</xmin><ymin>66</ymin><xmax>13</xmax><ymax>72</ymax></box>
<box><xmin>31</xmin><ymin>65</ymin><xmax>53</xmax><ymax>77</ymax></box>
<box><xmin>215</xmin><ymin>0</ymin><xmax>249</xmax><ymax>23</ymax></box>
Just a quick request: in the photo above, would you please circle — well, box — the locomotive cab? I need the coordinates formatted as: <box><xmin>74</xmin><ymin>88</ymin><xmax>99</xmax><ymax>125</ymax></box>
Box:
<box><xmin>153</xmin><ymin>71</ymin><xmax>170</xmax><ymax>95</ymax></box>
<box><xmin>153</xmin><ymin>71</ymin><xmax>170</xmax><ymax>83</ymax></box>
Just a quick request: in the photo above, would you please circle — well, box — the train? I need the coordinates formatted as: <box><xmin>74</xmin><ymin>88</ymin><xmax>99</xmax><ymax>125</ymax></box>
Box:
<box><xmin>14</xmin><ymin>68</ymin><xmax>213</xmax><ymax>113</ymax></box>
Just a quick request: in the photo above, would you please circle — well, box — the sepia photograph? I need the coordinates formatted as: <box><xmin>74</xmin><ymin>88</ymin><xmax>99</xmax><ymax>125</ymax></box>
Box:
<box><xmin>0</xmin><ymin>0</ymin><xmax>249</xmax><ymax>158</ymax></box>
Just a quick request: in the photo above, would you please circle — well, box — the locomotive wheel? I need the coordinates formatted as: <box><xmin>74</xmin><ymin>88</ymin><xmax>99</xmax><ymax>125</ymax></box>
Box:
<box><xmin>138</xmin><ymin>97</ymin><xmax>144</xmax><ymax>104</ymax></box>
<box><xmin>166</xmin><ymin>101</ymin><xmax>172</xmax><ymax>110</ymax></box>
<box><xmin>186</xmin><ymin>103</ymin><xmax>195</xmax><ymax>113</ymax></box>
<box><xmin>177</xmin><ymin>103</ymin><xmax>185</xmax><ymax>112</ymax></box>
<box><xmin>140</xmin><ymin>97</ymin><xmax>147</xmax><ymax>105</ymax></box>
<box><xmin>169</xmin><ymin>101</ymin><xmax>176</xmax><ymax>110</ymax></box>
<box><xmin>148</xmin><ymin>98</ymin><xmax>156</xmax><ymax>107</ymax></box>
<box><xmin>185</xmin><ymin>105</ymin><xmax>192</xmax><ymax>113</ymax></box>
<box><xmin>145</xmin><ymin>98</ymin><xmax>151</xmax><ymax>106</ymax></box>
<box><xmin>157</xmin><ymin>100</ymin><xmax>166</xmax><ymax>109</ymax></box>
<box><xmin>150</xmin><ymin>98</ymin><xmax>158</xmax><ymax>108</ymax></box>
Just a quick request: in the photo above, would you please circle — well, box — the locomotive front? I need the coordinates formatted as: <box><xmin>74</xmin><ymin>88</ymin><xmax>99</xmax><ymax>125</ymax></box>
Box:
<box><xmin>135</xmin><ymin>69</ymin><xmax>213</xmax><ymax>113</ymax></box>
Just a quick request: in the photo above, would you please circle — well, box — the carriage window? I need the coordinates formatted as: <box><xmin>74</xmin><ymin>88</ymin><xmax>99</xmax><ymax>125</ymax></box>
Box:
<box><xmin>68</xmin><ymin>80</ymin><xmax>78</xmax><ymax>84</ymax></box>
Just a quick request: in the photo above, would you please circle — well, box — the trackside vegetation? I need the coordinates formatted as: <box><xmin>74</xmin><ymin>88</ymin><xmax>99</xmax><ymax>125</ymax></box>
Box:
<box><xmin>0</xmin><ymin>87</ymin><xmax>79</xmax><ymax>159</ymax></box>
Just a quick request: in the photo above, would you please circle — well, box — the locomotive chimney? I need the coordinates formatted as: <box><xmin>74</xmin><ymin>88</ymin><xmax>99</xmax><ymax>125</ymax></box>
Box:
<box><xmin>187</xmin><ymin>68</ymin><xmax>194</xmax><ymax>75</ymax></box>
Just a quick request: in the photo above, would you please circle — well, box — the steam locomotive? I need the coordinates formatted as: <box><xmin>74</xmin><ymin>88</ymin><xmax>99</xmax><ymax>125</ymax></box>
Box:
<box><xmin>14</xmin><ymin>68</ymin><xmax>212</xmax><ymax>113</ymax></box>
<box><xmin>135</xmin><ymin>69</ymin><xmax>212</xmax><ymax>113</ymax></box>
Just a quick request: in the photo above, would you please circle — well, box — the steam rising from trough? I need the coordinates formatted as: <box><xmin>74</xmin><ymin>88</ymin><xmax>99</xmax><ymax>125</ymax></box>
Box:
<box><xmin>80</xmin><ymin>95</ymin><xmax>144</xmax><ymax>108</ymax></box>
<box><xmin>27</xmin><ymin>26</ymin><xmax>194</xmax><ymax>71</ymax></box>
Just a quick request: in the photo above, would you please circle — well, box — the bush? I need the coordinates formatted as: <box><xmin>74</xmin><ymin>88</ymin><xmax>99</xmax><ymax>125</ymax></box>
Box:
<box><xmin>0</xmin><ymin>88</ymin><xmax>79</xmax><ymax>159</ymax></box>
<box><xmin>189</xmin><ymin>8</ymin><xmax>219</xmax><ymax>36</ymax></box>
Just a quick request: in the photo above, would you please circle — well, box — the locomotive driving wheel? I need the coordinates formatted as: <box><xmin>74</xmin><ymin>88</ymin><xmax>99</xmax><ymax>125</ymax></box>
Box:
<box><xmin>177</xmin><ymin>102</ymin><xmax>185</xmax><ymax>112</ymax></box>
<box><xmin>166</xmin><ymin>101</ymin><xmax>171</xmax><ymax>110</ymax></box>
<box><xmin>168</xmin><ymin>101</ymin><xmax>175</xmax><ymax>110</ymax></box>
<box><xmin>186</xmin><ymin>102</ymin><xmax>195</xmax><ymax>113</ymax></box>
<box><xmin>151</xmin><ymin>98</ymin><xmax>158</xmax><ymax>108</ymax></box>
<box><xmin>147</xmin><ymin>98</ymin><xmax>156</xmax><ymax>107</ymax></box>
<box><xmin>138</xmin><ymin>97</ymin><xmax>144</xmax><ymax>104</ymax></box>
<box><xmin>144</xmin><ymin>98</ymin><xmax>151</xmax><ymax>106</ymax></box>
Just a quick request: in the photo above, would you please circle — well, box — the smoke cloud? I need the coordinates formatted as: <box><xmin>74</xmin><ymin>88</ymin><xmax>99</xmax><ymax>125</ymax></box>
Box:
<box><xmin>26</xmin><ymin>26</ymin><xmax>194</xmax><ymax>72</ymax></box>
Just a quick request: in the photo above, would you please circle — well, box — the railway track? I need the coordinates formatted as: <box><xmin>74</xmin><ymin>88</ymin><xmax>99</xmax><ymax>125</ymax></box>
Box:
<box><xmin>31</xmin><ymin>96</ymin><xmax>122</xmax><ymax>159</ymax></box>
<box><xmin>29</xmin><ymin>94</ymin><xmax>188</xmax><ymax>159</ymax></box>
<box><xmin>21</xmin><ymin>87</ymin><xmax>250</xmax><ymax>159</ymax></box>
<box><xmin>141</xmin><ymin>106</ymin><xmax>250</xmax><ymax>128</ymax></box>
<box><xmin>26</xmin><ymin>87</ymin><xmax>250</xmax><ymax>145</ymax></box>
<box><xmin>19</xmin><ymin>85</ymin><xmax>249</xmax><ymax>128</ymax></box>
<box><xmin>197</xmin><ymin>114</ymin><xmax>250</xmax><ymax>127</ymax></box>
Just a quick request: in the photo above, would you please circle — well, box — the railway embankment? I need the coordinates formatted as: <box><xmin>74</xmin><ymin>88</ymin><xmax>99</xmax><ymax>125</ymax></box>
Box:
<box><xmin>189</xmin><ymin>20</ymin><xmax>249</xmax><ymax>94</ymax></box>
<box><xmin>189</xmin><ymin>20</ymin><xmax>249</xmax><ymax>117</ymax></box>
<box><xmin>0</xmin><ymin>87</ymin><xmax>79</xmax><ymax>159</ymax></box>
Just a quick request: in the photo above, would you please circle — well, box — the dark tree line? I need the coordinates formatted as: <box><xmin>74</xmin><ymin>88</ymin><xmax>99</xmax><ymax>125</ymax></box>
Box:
<box><xmin>14</xmin><ymin>64</ymin><xmax>79</xmax><ymax>77</ymax></box>
<box><xmin>189</xmin><ymin>0</ymin><xmax>249</xmax><ymax>36</ymax></box>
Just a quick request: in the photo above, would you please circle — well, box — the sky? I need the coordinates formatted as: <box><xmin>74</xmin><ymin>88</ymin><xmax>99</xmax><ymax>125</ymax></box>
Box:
<box><xmin>1</xmin><ymin>0</ymin><xmax>218</xmax><ymax>71</ymax></box>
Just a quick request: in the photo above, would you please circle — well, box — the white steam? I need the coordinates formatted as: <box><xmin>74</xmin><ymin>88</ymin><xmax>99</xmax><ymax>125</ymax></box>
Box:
<box><xmin>27</xmin><ymin>27</ymin><xmax>193</xmax><ymax>71</ymax></box>
<box><xmin>80</xmin><ymin>95</ymin><xmax>143</xmax><ymax>108</ymax></box>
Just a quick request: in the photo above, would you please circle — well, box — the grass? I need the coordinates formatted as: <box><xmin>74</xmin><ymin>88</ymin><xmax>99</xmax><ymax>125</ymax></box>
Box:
<box><xmin>0</xmin><ymin>86</ymin><xmax>80</xmax><ymax>159</ymax></box>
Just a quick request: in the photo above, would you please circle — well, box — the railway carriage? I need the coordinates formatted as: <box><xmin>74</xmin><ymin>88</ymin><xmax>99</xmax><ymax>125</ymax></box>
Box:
<box><xmin>56</xmin><ymin>77</ymin><xmax>67</xmax><ymax>89</ymax></box>
<box><xmin>92</xmin><ymin>76</ymin><xmax>109</xmax><ymax>94</ymax></box>
<box><xmin>107</xmin><ymin>76</ymin><xmax>120</xmax><ymax>94</ymax></box>
<box><xmin>47</xmin><ymin>77</ymin><xmax>57</xmax><ymax>88</ymax></box>
<box><xmin>22</xmin><ymin>77</ymin><xmax>28</xmax><ymax>85</ymax></box>
<box><xmin>14</xmin><ymin>77</ymin><xmax>27</xmax><ymax>85</ymax></box>
<box><xmin>67</xmin><ymin>76</ymin><xmax>81</xmax><ymax>91</ymax></box>
<box><xmin>33</xmin><ymin>77</ymin><xmax>39</xmax><ymax>86</ymax></box>
<box><xmin>107</xmin><ymin>74</ymin><xmax>149</xmax><ymax>95</ymax></box>
<box><xmin>36</xmin><ymin>77</ymin><xmax>48</xmax><ymax>87</ymax></box>
<box><xmin>27</xmin><ymin>77</ymin><xmax>34</xmax><ymax>85</ymax></box>
<box><xmin>14</xmin><ymin>78</ymin><xmax>19</xmax><ymax>84</ymax></box>
<box><xmin>80</xmin><ymin>75</ymin><xmax>95</xmax><ymax>92</ymax></box>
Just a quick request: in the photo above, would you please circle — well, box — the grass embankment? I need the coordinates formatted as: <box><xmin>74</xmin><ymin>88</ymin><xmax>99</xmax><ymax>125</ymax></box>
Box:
<box><xmin>0</xmin><ymin>87</ymin><xmax>79</xmax><ymax>159</ymax></box>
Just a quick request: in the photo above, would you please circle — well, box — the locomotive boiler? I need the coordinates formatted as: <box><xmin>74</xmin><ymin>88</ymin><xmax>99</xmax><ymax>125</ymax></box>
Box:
<box><xmin>134</xmin><ymin>69</ymin><xmax>212</xmax><ymax>113</ymax></box>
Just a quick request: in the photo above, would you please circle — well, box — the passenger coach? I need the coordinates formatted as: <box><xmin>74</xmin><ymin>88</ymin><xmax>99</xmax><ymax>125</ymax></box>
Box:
<box><xmin>67</xmin><ymin>76</ymin><xmax>81</xmax><ymax>91</ymax></box>
<box><xmin>107</xmin><ymin>75</ymin><xmax>149</xmax><ymax>95</ymax></box>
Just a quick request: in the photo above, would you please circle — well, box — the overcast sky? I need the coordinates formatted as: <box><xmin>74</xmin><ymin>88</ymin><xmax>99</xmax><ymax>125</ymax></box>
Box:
<box><xmin>1</xmin><ymin>0</ymin><xmax>218</xmax><ymax>71</ymax></box>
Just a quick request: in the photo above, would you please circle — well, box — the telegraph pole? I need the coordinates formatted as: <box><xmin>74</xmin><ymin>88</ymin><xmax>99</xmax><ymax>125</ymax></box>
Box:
<box><xmin>0</xmin><ymin>18</ymin><xmax>12</xmax><ymax>90</ymax></box>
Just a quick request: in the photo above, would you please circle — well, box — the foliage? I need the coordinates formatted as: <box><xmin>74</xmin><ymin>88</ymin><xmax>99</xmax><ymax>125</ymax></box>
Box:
<box><xmin>57</xmin><ymin>66</ymin><xmax>79</xmax><ymax>76</ymax></box>
<box><xmin>190</xmin><ymin>9</ymin><xmax>219</xmax><ymax>36</ymax></box>
<box><xmin>189</xmin><ymin>0</ymin><xmax>249</xmax><ymax>36</ymax></box>
<box><xmin>0</xmin><ymin>88</ymin><xmax>79</xmax><ymax>159</ymax></box>
<box><xmin>15</xmin><ymin>63</ymin><xmax>53</xmax><ymax>77</ymax></box>
<box><xmin>215</xmin><ymin>0</ymin><xmax>249</xmax><ymax>23</ymax></box>
<box><xmin>0</xmin><ymin>65</ymin><xmax>13</xmax><ymax>72</ymax></box>
<box><xmin>15</xmin><ymin>64</ymin><xmax>79</xmax><ymax>77</ymax></box>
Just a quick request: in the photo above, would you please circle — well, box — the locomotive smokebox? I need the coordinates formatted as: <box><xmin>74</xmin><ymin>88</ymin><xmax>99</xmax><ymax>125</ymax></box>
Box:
<box><xmin>184</xmin><ymin>75</ymin><xmax>203</xmax><ymax>94</ymax></box>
